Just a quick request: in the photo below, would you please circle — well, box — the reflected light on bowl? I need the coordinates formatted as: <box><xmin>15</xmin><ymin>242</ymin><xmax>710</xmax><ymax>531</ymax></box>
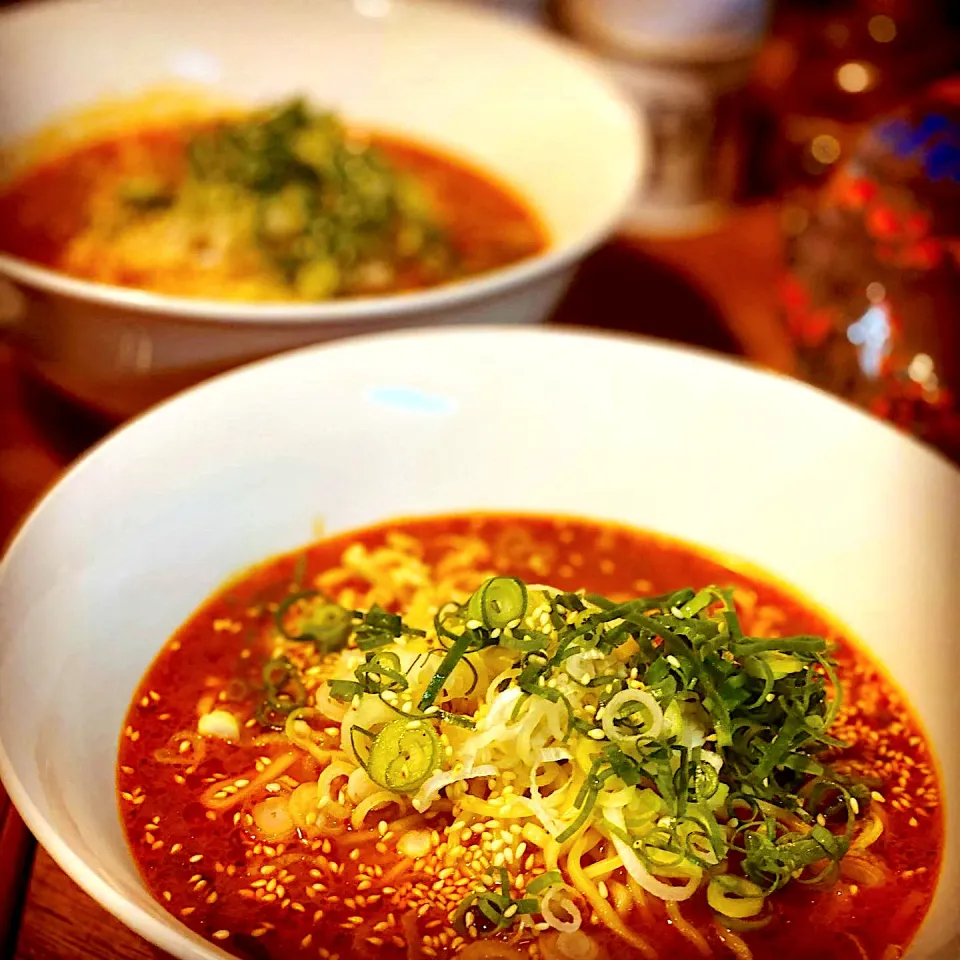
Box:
<box><xmin>167</xmin><ymin>49</ymin><xmax>223</xmax><ymax>84</ymax></box>
<box><xmin>366</xmin><ymin>385</ymin><xmax>457</xmax><ymax>416</ymax></box>
<box><xmin>353</xmin><ymin>0</ymin><xmax>392</xmax><ymax>18</ymax></box>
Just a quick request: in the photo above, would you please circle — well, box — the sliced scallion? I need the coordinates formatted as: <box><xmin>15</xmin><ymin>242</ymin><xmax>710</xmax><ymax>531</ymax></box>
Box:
<box><xmin>366</xmin><ymin>717</ymin><xmax>440</xmax><ymax>794</ymax></box>
<box><xmin>466</xmin><ymin>577</ymin><xmax>528</xmax><ymax>630</ymax></box>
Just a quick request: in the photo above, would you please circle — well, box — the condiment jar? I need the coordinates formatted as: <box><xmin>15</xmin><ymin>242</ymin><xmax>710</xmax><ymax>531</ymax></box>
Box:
<box><xmin>554</xmin><ymin>0</ymin><xmax>769</xmax><ymax>236</ymax></box>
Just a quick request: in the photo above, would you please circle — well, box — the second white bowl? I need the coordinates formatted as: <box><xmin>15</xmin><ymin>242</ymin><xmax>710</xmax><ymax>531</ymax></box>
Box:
<box><xmin>0</xmin><ymin>0</ymin><xmax>641</xmax><ymax>418</ymax></box>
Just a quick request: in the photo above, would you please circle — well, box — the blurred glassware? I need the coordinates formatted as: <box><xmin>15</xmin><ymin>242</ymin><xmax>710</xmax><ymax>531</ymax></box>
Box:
<box><xmin>553</xmin><ymin>0</ymin><xmax>770</xmax><ymax>237</ymax></box>
<box><xmin>457</xmin><ymin>0</ymin><xmax>544</xmax><ymax>22</ymax></box>
<box><xmin>751</xmin><ymin>0</ymin><xmax>960</xmax><ymax>200</ymax></box>
<box><xmin>782</xmin><ymin>78</ymin><xmax>960</xmax><ymax>462</ymax></box>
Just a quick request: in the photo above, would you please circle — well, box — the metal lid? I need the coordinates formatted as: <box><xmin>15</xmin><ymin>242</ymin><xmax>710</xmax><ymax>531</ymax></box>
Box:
<box><xmin>561</xmin><ymin>0</ymin><xmax>770</xmax><ymax>63</ymax></box>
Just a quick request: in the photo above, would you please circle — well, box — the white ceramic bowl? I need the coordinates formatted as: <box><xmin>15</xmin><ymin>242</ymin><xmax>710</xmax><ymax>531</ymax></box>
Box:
<box><xmin>0</xmin><ymin>326</ymin><xmax>958</xmax><ymax>960</ymax></box>
<box><xmin>0</xmin><ymin>0</ymin><xmax>640</xmax><ymax>420</ymax></box>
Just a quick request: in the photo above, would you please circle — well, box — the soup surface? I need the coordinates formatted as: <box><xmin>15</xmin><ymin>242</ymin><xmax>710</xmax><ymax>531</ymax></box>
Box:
<box><xmin>118</xmin><ymin>514</ymin><xmax>941</xmax><ymax>960</ymax></box>
<box><xmin>0</xmin><ymin>99</ymin><xmax>545</xmax><ymax>301</ymax></box>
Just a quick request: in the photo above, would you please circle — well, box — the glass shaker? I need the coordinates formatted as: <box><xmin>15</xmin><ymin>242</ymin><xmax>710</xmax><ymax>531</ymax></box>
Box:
<box><xmin>782</xmin><ymin>80</ymin><xmax>960</xmax><ymax>461</ymax></box>
<box><xmin>553</xmin><ymin>0</ymin><xmax>770</xmax><ymax>236</ymax></box>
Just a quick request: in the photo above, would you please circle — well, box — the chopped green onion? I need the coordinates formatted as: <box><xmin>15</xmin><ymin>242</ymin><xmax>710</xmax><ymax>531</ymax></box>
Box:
<box><xmin>526</xmin><ymin>871</ymin><xmax>563</xmax><ymax>896</ymax></box>
<box><xmin>328</xmin><ymin>679</ymin><xmax>365</xmax><ymax>702</ymax></box>
<box><xmin>366</xmin><ymin>718</ymin><xmax>440</xmax><ymax>794</ymax></box>
<box><xmin>707</xmin><ymin>875</ymin><xmax>766</xmax><ymax>919</ymax></box>
<box><xmin>274</xmin><ymin>590</ymin><xmax>353</xmax><ymax>652</ymax></box>
<box><xmin>255</xmin><ymin>656</ymin><xmax>308</xmax><ymax>728</ymax></box>
<box><xmin>556</xmin><ymin>787</ymin><xmax>599</xmax><ymax>843</ymax></box>
<box><xmin>466</xmin><ymin>577</ymin><xmax>528</xmax><ymax>630</ymax></box>
<box><xmin>418</xmin><ymin>633</ymin><xmax>473</xmax><ymax>711</ymax></box>
<box><xmin>355</xmin><ymin>651</ymin><xmax>409</xmax><ymax>694</ymax></box>
<box><xmin>269</xmin><ymin>569</ymin><xmax>869</xmax><ymax>913</ymax></box>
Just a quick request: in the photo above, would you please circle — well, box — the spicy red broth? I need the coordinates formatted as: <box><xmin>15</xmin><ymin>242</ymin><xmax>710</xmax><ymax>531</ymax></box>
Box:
<box><xmin>118</xmin><ymin>514</ymin><xmax>941</xmax><ymax>960</ymax></box>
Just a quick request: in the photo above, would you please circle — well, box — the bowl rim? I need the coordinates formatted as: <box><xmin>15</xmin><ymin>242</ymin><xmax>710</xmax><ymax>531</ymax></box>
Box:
<box><xmin>2</xmin><ymin>325</ymin><xmax>957</xmax><ymax>960</ymax></box>
<box><xmin>2</xmin><ymin>323</ymin><xmax>958</xmax><ymax>549</ymax></box>
<box><xmin>0</xmin><ymin>0</ymin><xmax>641</xmax><ymax>326</ymax></box>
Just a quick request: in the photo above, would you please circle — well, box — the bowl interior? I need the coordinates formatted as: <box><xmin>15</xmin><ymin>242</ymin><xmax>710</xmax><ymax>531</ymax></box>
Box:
<box><xmin>1</xmin><ymin>327</ymin><xmax>958</xmax><ymax>959</ymax></box>
<box><xmin>0</xmin><ymin>0</ymin><xmax>639</xmax><ymax>249</ymax></box>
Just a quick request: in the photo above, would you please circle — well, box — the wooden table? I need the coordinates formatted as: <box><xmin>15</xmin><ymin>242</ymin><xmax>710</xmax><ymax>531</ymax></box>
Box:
<box><xmin>0</xmin><ymin>203</ymin><xmax>793</xmax><ymax>960</ymax></box>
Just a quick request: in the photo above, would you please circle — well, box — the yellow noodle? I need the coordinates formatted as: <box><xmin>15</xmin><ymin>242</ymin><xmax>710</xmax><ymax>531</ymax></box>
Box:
<box><xmin>285</xmin><ymin>708</ymin><xmax>343</xmax><ymax>766</ymax></box>
<box><xmin>534</xmin><ymin>762</ymin><xmax>565</xmax><ymax>789</ymax></box>
<box><xmin>522</xmin><ymin>823</ymin><xmax>563</xmax><ymax>872</ymax></box>
<box><xmin>251</xmin><ymin>732</ymin><xmax>293</xmax><ymax>747</ymax></box>
<box><xmin>851</xmin><ymin>809</ymin><xmax>885</xmax><ymax>851</ymax></box>
<box><xmin>713</xmin><ymin>920</ymin><xmax>753</xmax><ymax>960</ymax></box>
<box><xmin>381</xmin><ymin>857</ymin><xmax>415</xmax><ymax>886</ymax></box>
<box><xmin>844</xmin><ymin>934</ymin><xmax>871</xmax><ymax>960</ymax></box>
<box><xmin>458</xmin><ymin>795</ymin><xmax>535</xmax><ymax>819</ymax></box>
<box><xmin>583</xmin><ymin>854</ymin><xmax>624</xmax><ymax>879</ymax></box>
<box><xmin>459</xmin><ymin>944</ymin><xmax>526</xmax><ymax>960</ymax></box>
<box><xmin>351</xmin><ymin>791</ymin><xmax>406</xmax><ymax>831</ymax></box>
<box><xmin>545</xmin><ymin>839</ymin><xmax>562</xmax><ymax>873</ymax></box>
<box><xmin>316</xmin><ymin>759</ymin><xmax>356</xmax><ymax>819</ymax></box>
<box><xmin>667</xmin><ymin>900</ymin><xmax>713</xmax><ymax>957</ymax></box>
<box><xmin>840</xmin><ymin>852</ymin><xmax>890</xmax><ymax>887</ymax></box>
<box><xmin>335</xmin><ymin>813</ymin><xmax>429</xmax><ymax>849</ymax></box>
<box><xmin>626</xmin><ymin>876</ymin><xmax>646</xmax><ymax>905</ymax></box>
<box><xmin>609</xmin><ymin>881</ymin><xmax>632</xmax><ymax>917</ymax></box>
<box><xmin>402</xmin><ymin>910</ymin><xmax>421</xmax><ymax>960</ymax></box>
<box><xmin>522</xmin><ymin>822</ymin><xmax>552</xmax><ymax>847</ymax></box>
<box><xmin>626</xmin><ymin>876</ymin><xmax>655</xmax><ymax>925</ymax></box>
<box><xmin>200</xmin><ymin>752</ymin><xmax>297</xmax><ymax>811</ymax></box>
<box><xmin>567</xmin><ymin>831</ymin><xmax>658</xmax><ymax>960</ymax></box>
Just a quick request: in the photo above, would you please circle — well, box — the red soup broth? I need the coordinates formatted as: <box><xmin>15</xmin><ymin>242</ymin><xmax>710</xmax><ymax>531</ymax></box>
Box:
<box><xmin>0</xmin><ymin>125</ymin><xmax>545</xmax><ymax>296</ymax></box>
<box><xmin>117</xmin><ymin>514</ymin><xmax>942</xmax><ymax>960</ymax></box>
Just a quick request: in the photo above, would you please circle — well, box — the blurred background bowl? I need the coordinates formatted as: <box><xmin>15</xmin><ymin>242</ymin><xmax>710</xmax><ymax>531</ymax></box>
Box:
<box><xmin>0</xmin><ymin>0</ymin><xmax>641</xmax><ymax>420</ymax></box>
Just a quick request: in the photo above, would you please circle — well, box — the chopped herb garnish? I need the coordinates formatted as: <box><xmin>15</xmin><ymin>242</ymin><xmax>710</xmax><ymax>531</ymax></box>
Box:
<box><xmin>366</xmin><ymin>718</ymin><xmax>440</xmax><ymax>793</ymax></box>
<box><xmin>115</xmin><ymin>98</ymin><xmax>456</xmax><ymax>301</ymax></box>
<box><xmin>256</xmin><ymin>656</ymin><xmax>307</xmax><ymax>728</ymax></box>
<box><xmin>274</xmin><ymin>590</ymin><xmax>353</xmax><ymax>652</ymax></box>
<box><xmin>266</xmin><ymin>570</ymin><xmax>868</xmax><ymax>931</ymax></box>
